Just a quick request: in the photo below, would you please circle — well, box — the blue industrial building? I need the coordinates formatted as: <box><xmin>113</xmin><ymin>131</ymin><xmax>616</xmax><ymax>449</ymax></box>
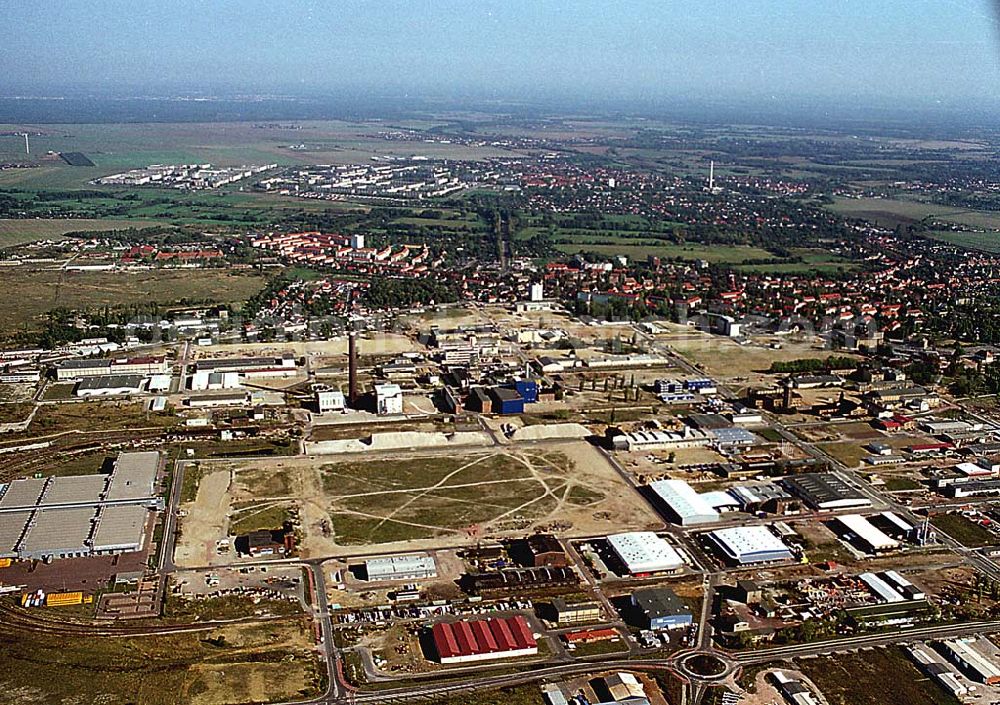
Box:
<box><xmin>489</xmin><ymin>387</ymin><xmax>525</xmax><ymax>415</ymax></box>
<box><xmin>512</xmin><ymin>379</ymin><xmax>538</xmax><ymax>404</ymax></box>
<box><xmin>631</xmin><ymin>587</ymin><xmax>693</xmax><ymax>630</ymax></box>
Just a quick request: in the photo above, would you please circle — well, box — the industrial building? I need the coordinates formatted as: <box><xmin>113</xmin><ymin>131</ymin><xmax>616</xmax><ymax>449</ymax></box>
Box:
<box><xmin>192</xmin><ymin>355</ymin><xmax>297</xmax><ymax>377</ymax></box>
<box><xmin>617</xmin><ymin>427</ymin><xmax>711</xmax><ymax>452</ymax></box>
<box><xmin>835</xmin><ymin>514</ymin><xmax>899</xmax><ymax>553</ymax></box>
<box><xmin>430</xmin><ymin>615</ymin><xmax>538</xmax><ymax>664</ymax></box>
<box><xmin>55</xmin><ymin>356</ymin><xmax>169</xmax><ymax>381</ymax></box>
<box><xmin>781</xmin><ymin>472</ymin><xmax>872</xmax><ymax>510</ymax></box>
<box><xmin>0</xmin><ymin>451</ymin><xmax>158</xmax><ymax>561</ymax></box>
<box><xmin>74</xmin><ymin>374</ymin><xmax>145</xmax><ymax>397</ymax></box>
<box><xmin>375</xmin><ymin>383</ymin><xmax>404</xmax><ymax>415</ymax></box>
<box><xmin>606</xmin><ymin>531</ymin><xmax>685</xmax><ymax>575</ymax></box>
<box><xmin>771</xmin><ymin>672</ymin><xmax>820</xmax><ymax>705</ymax></box>
<box><xmin>316</xmin><ymin>388</ymin><xmax>346</xmax><ymax>413</ymax></box>
<box><xmin>630</xmin><ymin>587</ymin><xmax>693</xmax><ymax>630</ymax></box>
<box><xmin>364</xmin><ymin>553</ymin><xmax>437</xmax><ymax>581</ymax></box>
<box><xmin>706</xmin><ymin>526</ymin><xmax>794</xmax><ymax>565</ymax></box>
<box><xmin>942</xmin><ymin>638</ymin><xmax>1000</xmax><ymax>685</ymax></box>
<box><xmin>548</xmin><ymin>598</ymin><xmax>602</xmax><ymax>625</ymax></box>
<box><xmin>647</xmin><ymin>479</ymin><xmax>720</xmax><ymax>526</ymax></box>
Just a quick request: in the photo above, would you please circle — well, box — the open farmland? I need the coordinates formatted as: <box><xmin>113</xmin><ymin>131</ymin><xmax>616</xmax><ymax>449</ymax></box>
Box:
<box><xmin>174</xmin><ymin>442</ymin><xmax>661</xmax><ymax>564</ymax></box>
<box><xmin>0</xmin><ymin>267</ymin><xmax>266</xmax><ymax>333</ymax></box>
<box><xmin>0</xmin><ymin>615</ymin><xmax>323</xmax><ymax>705</ymax></box>
<box><xmin>0</xmin><ymin>218</ymin><xmax>166</xmax><ymax>247</ymax></box>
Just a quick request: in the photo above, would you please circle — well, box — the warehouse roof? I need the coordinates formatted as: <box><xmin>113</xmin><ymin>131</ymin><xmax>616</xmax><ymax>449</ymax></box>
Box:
<box><xmin>0</xmin><ymin>478</ymin><xmax>47</xmax><ymax>509</ymax></box>
<box><xmin>606</xmin><ymin>532</ymin><xmax>684</xmax><ymax>574</ymax></box>
<box><xmin>39</xmin><ymin>475</ymin><xmax>107</xmax><ymax>506</ymax></box>
<box><xmin>91</xmin><ymin>505</ymin><xmax>149</xmax><ymax>551</ymax></box>
<box><xmin>837</xmin><ymin>514</ymin><xmax>899</xmax><ymax>551</ymax></box>
<box><xmin>365</xmin><ymin>553</ymin><xmax>436</xmax><ymax>576</ymax></box>
<box><xmin>781</xmin><ymin>472</ymin><xmax>871</xmax><ymax>510</ymax></box>
<box><xmin>0</xmin><ymin>511</ymin><xmax>31</xmax><ymax>556</ymax></box>
<box><xmin>75</xmin><ymin>374</ymin><xmax>144</xmax><ymax>391</ymax></box>
<box><xmin>105</xmin><ymin>451</ymin><xmax>159</xmax><ymax>501</ymax></box>
<box><xmin>631</xmin><ymin>587</ymin><xmax>691</xmax><ymax>619</ymax></box>
<box><xmin>648</xmin><ymin>479</ymin><xmax>720</xmax><ymax>525</ymax></box>
<box><xmin>21</xmin><ymin>507</ymin><xmax>95</xmax><ymax>555</ymax></box>
<box><xmin>707</xmin><ymin>526</ymin><xmax>794</xmax><ymax>564</ymax></box>
<box><xmin>431</xmin><ymin>615</ymin><xmax>536</xmax><ymax>659</ymax></box>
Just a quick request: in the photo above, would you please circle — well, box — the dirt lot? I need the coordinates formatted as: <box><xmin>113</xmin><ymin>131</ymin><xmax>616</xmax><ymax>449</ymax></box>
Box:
<box><xmin>175</xmin><ymin>441</ymin><xmax>662</xmax><ymax>561</ymax></box>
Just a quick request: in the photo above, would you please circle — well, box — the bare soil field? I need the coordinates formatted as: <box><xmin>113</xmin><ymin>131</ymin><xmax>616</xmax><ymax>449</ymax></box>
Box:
<box><xmin>175</xmin><ymin>441</ymin><xmax>661</xmax><ymax>561</ymax></box>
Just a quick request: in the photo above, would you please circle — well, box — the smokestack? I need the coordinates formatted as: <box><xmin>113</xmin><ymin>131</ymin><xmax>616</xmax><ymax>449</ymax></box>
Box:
<box><xmin>24</xmin><ymin>133</ymin><xmax>29</xmax><ymax>156</ymax></box>
<box><xmin>709</xmin><ymin>160</ymin><xmax>714</xmax><ymax>191</ymax></box>
<box><xmin>348</xmin><ymin>330</ymin><xmax>358</xmax><ymax>405</ymax></box>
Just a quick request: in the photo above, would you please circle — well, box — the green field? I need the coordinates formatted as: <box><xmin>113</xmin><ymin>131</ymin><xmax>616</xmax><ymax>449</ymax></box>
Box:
<box><xmin>923</xmin><ymin>230</ymin><xmax>1000</xmax><ymax>253</ymax></box>
<box><xmin>0</xmin><ymin>616</ymin><xmax>323</xmax><ymax>705</ymax></box>
<box><xmin>931</xmin><ymin>512</ymin><xmax>996</xmax><ymax>548</ymax></box>
<box><xmin>554</xmin><ymin>242</ymin><xmax>773</xmax><ymax>263</ymax></box>
<box><xmin>798</xmin><ymin>648</ymin><xmax>959</xmax><ymax>705</ymax></box>
<box><xmin>0</xmin><ymin>218</ymin><xmax>167</xmax><ymax>247</ymax></box>
<box><xmin>0</xmin><ymin>267</ymin><xmax>266</xmax><ymax>332</ymax></box>
<box><xmin>830</xmin><ymin>196</ymin><xmax>1000</xmax><ymax>230</ymax></box>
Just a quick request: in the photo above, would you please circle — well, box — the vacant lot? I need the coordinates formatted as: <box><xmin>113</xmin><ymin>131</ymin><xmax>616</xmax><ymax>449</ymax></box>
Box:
<box><xmin>555</xmin><ymin>242</ymin><xmax>772</xmax><ymax>263</ymax></box>
<box><xmin>0</xmin><ymin>217</ymin><xmax>165</xmax><ymax>247</ymax></box>
<box><xmin>931</xmin><ymin>513</ymin><xmax>996</xmax><ymax>548</ymax></box>
<box><xmin>0</xmin><ymin>616</ymin><xmax>323</xmax><ymax>705</ymax></box>
<box><xmin>798</xmin><ymin>648</ymin><xmax>959</xmax><ymax>705</ymax></box>
<box><xmin>176</xmin><ymin>442</ymin><xmax>661</xmax><ymax>561</ymax></box>
<box><xmin>0</xmin><ymin>267</ymin><xmax>266</xmax><ymax>332</ymax></box>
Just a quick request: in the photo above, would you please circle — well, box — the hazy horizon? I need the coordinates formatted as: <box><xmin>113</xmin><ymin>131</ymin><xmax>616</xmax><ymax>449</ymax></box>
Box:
<box><xmin>2</xmin><ymin>1</ymin><xmax>999</xmax><ymax>112</ymax></box>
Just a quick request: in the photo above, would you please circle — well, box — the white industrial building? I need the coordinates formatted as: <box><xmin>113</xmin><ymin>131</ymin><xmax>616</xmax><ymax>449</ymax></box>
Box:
<box><xmin>707</xmin><ymin>526</ymin><xmax>794</xmax><ymax>565</ymax></box>
<box><xmin>317</xmin><ymin>389</ymin><xmax>346</xmax><ymax>413</ymax></box>
<box><xmin>618</xmin><ymin>427</ymin><xmax>711</xmax><ymax>451</ymax></box>
<box><xmin>942</xmin><ymin>638</ymin><xmax>1000</xmax><ymax>685</ymax></box>
<box><xmin>189</xmin><ymin>370</ymin><xmax>241</xmax><ymax>391</ymax></box>
<box><xmin>836</xmin><ymin>514</ymin><xmax>899</xmax><ymax>553</ymax></box>
<box><xmin>364</xmin><ymin>553</ymin><xmax>437</xmax><ymax>581</ymax></box>
<box><xmin>375</xmin><ymin>383</ymin><xmax>403</xmax><ymax>415</ymax></box>
<box><xmin>648</xmin><ymin>479</ymin><xmax>720</xmax><ymax>526</ymax></box>
<box><xmin>606</xmin><ymin>532</ymin><xmax>685</xmax><ymax>575</ymax></box>
<box><xmin>75</xmin><ymin>374</ymin><xmax>145</xmax><ymax>397</ymax></box>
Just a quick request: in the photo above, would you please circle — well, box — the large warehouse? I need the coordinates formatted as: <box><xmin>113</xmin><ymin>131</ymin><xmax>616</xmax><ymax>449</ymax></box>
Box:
<box><xmin>0</xmin><ymin>451</ymin><xmax>159</xmax><ymax>561</ymax></box>
<box><xmin>75</xmin><ymin>374</ymin><xmax>145</xmax><ymax>397</ymax></box>
<box><xmin>781</xmin><ymin>473</ymin><xmax>872</xmax><ymax>510</ymax></box>
<box><xmin>364</xmin><ymin>553</ymin><xmax>437</xmax><ymax>581</ymax></box>
<box><xmin>631</xmin><ymin>587</ymin><xmax>693</xmax><ymax>630</ymax></box>
<box><xmin>648</xmin><ymin>479</ymin><xmax>720</xmax><ymax>526</ymax></box>
<box><xmin>606</xmin><ymin>532</ymin><xmax>685</xmax><ymax>575</ymax></box>
<box><xmin>836</xmin><ymin>514</ymin><xmax>899</xmax><ymax>553</ymax></box>
<box><xmin>431</xmin><ymin>615</ymin><xmax>538</xmax><ymax>664</ymax></box>
<box><xmin>707</xmin><ymin>526</ymin><xmax>794</xmax><ymax>565</ymax></box>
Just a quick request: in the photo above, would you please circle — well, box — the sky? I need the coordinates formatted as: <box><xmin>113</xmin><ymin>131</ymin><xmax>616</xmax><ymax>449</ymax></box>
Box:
<box><xmin>1</xmin><ymin>0</ymin><xmax>999</xmax><ymax>108</ymax></box>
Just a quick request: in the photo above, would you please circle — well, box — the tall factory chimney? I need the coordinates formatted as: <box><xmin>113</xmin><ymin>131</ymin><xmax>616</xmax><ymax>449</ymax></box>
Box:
<box><xmin>348</xmin><ymin>330</ymin><xmax>358</xmax><ymax>405</ymax></box>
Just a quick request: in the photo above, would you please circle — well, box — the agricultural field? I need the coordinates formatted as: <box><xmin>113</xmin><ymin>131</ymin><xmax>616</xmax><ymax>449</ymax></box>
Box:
<box><xmin>922</xmin><ymin>229</ymin><xmax>1000</xmax><ymax>253</ymax></box>
<box><xmin>829</xmin><ymin>196</ymin><xmax>1000</xmax><ymax>231</ymax></box>
<box><xmin>0</xmin><ymin>217</ymin><xmax>165</xmax><ymax>247</ymax></box>
<box><xmin>0</xmin><ymin>615</ymin><xmax>324</xmax><ymax>705</ymax></box>
<box><xmin>174</xmin><ymin>442</ymin><xmax>661</xmax><ymax>564</ymax></box>
<box><xmin>0</xmin><ymin>267</ymin><xmax>266</xmax><ymax>333</ymax></box>
<box><xmin>554</xmin><ymin>241</ymin><xmax>773</xmax><ymax>264</ymax></box>
<box><xmin>797</xmin><ymin>648</ymin><xmax>959</xmax><ymax>705</ymax></box>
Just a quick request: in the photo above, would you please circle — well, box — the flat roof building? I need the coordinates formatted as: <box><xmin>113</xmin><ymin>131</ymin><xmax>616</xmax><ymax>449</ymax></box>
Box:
<box><xmin>707</xmin><ymin>526</ymin><xmax>794</xmax><ymax>565</ymax></box>
<box><xmin>365</xmin><ymin>553</ymin><xmax>437</xmax><ymax>581</ymax></box>
<box><xmin>648</xmin><ymin>479</ymin><xmax>720</xmax><ymax>526</ymax></box>
<box><xmin>606</xmin><ymin>531</ymin><xmax>685</xmax><ymax>575</ymax></box>
<box><xmin>781</xmin><ymin>472</ymin><xmax>872</xmax><ymax>510</ymax></box>
<box><xmin>631</xmin><ymin>587</ymin><xmax>693</xmax><ymax>630</ymax></box>
<box><xmin>75</xmin><ymin>374</ymin><xmax>145</xmax><ymax>397</ymax></box>
<box><xmin>836</xmin><ymin>514</ymin><xmax>899</xmax><ymax>553</ymax></box>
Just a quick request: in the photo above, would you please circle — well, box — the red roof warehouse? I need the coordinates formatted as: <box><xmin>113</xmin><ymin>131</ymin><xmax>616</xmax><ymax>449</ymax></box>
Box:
<box><xmin>431</xmin><ymin>615</ymin><xmax>538</xmax><ymax>663</ymax></box>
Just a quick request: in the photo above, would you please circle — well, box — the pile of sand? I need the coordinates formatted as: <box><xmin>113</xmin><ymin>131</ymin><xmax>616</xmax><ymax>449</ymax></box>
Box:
<box><xmin>510</xmin><ymin>423</ymin><xmax>592</xmax><ymax>442</ymax></box>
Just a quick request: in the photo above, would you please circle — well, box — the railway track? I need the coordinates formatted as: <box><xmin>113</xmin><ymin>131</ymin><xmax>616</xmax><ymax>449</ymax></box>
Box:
<box><xmin>0</xmin><ymin>601</ymin><xmax>298</xmax><ymax>638</ymax></box>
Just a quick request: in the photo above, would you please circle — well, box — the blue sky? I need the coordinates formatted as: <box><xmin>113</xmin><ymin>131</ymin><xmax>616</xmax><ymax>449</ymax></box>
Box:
<box><xmin>1</xmin><ymin>0</ymin><xmax>998</xmax><ymax>105</ymax></box>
